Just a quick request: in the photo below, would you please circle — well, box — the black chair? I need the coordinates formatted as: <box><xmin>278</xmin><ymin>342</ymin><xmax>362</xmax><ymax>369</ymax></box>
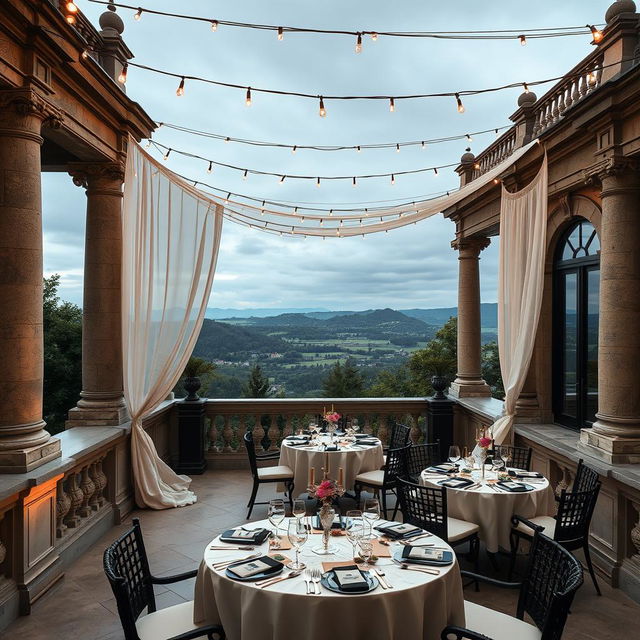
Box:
<box><xmin>493</xmin><ymin>444</ymin><xmax>532</xmax><ymax>470</ymax></box>
<box><xmin>509</xmin><ymin>482</ymin><xmax>602</xmax><ymax>595</ymax></box>
<box><xmin>572</xmin><ymin>458</ymin><xmax>599</xmax><ymax>494</ymax></box>
<box><xmin>104</xmin><ymin>518</ymin><xmax>225</xmax><ymax>640</ymax></box>
<box><xmin>388</xmin><ymin>422</ymin><xmax>411</xmax><ymax>449</ymax></box>
<box><xmin>354</xmin><ymin>443</ymin><xmax>410</xmax><ymax>519</ymax></box>
<box><xmin>396</xmin><ymin>478</ymin><xmax>479</xmax><ymax>565</ymax></box>
<box><xmin>441</xmin><ymin>531</ymin><xmax>583</xmax><ymax>640</ymax></box>
<box><xmin>404</xmin><ymin>442</ymin><xmax>441</xmax><ymax>483</ymax></box>
<box><xmin>244</xmin><ymin>431</ymin><xmax>294</xmax><ymax>518</ymax></box>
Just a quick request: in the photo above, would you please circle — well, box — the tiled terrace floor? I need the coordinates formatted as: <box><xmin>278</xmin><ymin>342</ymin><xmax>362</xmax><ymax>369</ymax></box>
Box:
<box><xmin>5</xmin><ymin>469</ymin><xmax>638</xmax><ymax>640</ymax></box>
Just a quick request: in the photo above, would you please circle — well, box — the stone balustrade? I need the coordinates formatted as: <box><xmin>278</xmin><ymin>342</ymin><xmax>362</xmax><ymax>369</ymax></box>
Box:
<box><xmin>471</xmin><ymin>129</ymin><xmax>518</xmax><ymax>180</ymax></box>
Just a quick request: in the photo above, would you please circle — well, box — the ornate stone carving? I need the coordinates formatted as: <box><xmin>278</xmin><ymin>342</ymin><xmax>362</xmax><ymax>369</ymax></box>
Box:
<box><xmin>0</xmin><ymin>88</ymin><xmax>63</xmax><ymax>128</ymax></box>
<box><xmin>68</xmin><ymin>162</ymin><xmax>125</xmax><ymax>191</ymax></box>
<box><xmin>222</xmin><ymin>416</ymin><xmax>233</xmax><ymax>452</ymax></box>
<box><xmin>56</xmin><ymin>479</ymin><xmax>71</xmax><ymax>538</ymax></box>
<box><xmin>79</xmin><ymin>465</ymin><xmax>96</xmax><ymax>517</ymax></box>
<box><xmin>410</xmin><ymin>413</ymin><xmax>422</xmax><ymax>444</ymax></box>
<box><xmin>583</xmin><ymin>155</ymin><xmax>640</xmax><ymax>185</ymax></box>
<box><xmin>207</xmin><ymin>417</ymin><xmax>219</xmax><ymax>452</ymax></box>
<box><xmin>451</xmin><ymin>236</ymin><xmax>492</xmax><ymax>254</ymax></box>
<box><xmin>555</xmin><ymin>467</ymin><xmax>572</xmax><ymax>498</ymax></box>
<box><xmin>252</xmin><ymin>416</ymin><xmax>266</xmax><ymax>452</ymax></box>
<box><xmin>89</xmin><ymin>459</ymin><xmax>107</xmax><ymax>510</ymax></box>
<box><xmin>377</xmin><ymin>415</ymin><xmax>389</xmax><ymax>447</ymax></box>
<box><xmin>267</xmin><ymin>415</ymin><xmax>279</xmax><ymax>451</ymax></box>
<box><xmin>64</xmin><ymin>473</ymin><xmax>84</xmax><ymax>528</ymax></box>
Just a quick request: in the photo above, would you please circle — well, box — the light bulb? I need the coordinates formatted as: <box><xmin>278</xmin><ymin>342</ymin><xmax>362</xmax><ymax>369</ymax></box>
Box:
<box><xmin>224</xmin><ymin>192</ymin><xmax>230</xmax><ymax>203</ymax></box>
<box><xmin>279</xmin><ymin>175</ymin><xmax>286</xmax><ymax>184</ymax></box>
<box><xmin>207</xmin><ymin>161</ymin><xmax>213</xmax><ymax>174</ymax></box>
<box><xmin>421</xmin><ymin>141</ymin><xmax>426</xmax><ymax>149</ymax></box>
<box><xmin>277</xmin><ymin>27</ymin><xmax>284</xmax><ymax>41</ymax></box>
<box><xmin>224</xmin><ymin>137</ymin><xmax>230</xmax><ymax>143</ymax></box>
<box><xmin>163</xmin><ymin>149</ymin><xmax>171</xmax><ymax>161</ymax></box>
<box><xmin>371</xmin><ymin>32</ymin><xmax>378</xmax><ymax>42</ymax></box>
<box><xmin>176</xmin><ymin>77</ymin><xmax>185</xmax><ymax>97</ymax></box>
<box><xmin>81</xmin><ymin>49</ymin><xmax>89</xmax><ymax>59</ymax></box>
<box><xmin>390</xmin><ymin>174</ymin><xmax>395</xmax><ymax>185</ymax></box>
<box><xmin>316</xmin><ymin>177</ymin><xmax>321</xmax><ymax>187</ymax></box>
<box><xmin>466</xmin><ymin>133</ymin><xmax>473</xmax><ymax>142</ymax></box>
<box><xmin>144</xmin><ymin>140</ymin><xmax>151</xmax><ymax>148</ymax></box>
<box><xmin>356</xmin><ymin>145</ymin><xmax>361</xmax><ymax>153</ymax></box>
<box><xmin>519</xmin><ymin>34</ymin><xmax>526</xmax><ymax>46</ymax></box>
<box><xmin>134</xmin><ymin>8</ymin><xmax>142</xmax><ymax>21</ymax></box>
<box><xmin>117</xmin><ymin>63</ymin><xmax>128</xmax><ymax>84</ymax></box>
<box><xmin>211</xmin><ymin>20</ymin><xmax>218</xmax><ymax>31</ymax></box>
<box><xmin>455</xmin><ymin>93</ymin><xmax>465</xmax><ymax>113</ymax></box>
<box><xmin>243</xmin><ymin>170</ymin><xmax>248</xmax><ymax>180</ymax></box>
<box><xmin>396</xmin><ymin>143</ymin><xmax>400</xmax><ymax>153</ymax></box>
<box><xmin>292</xmin><ymin>145</ymin><xmax>297</xmax><ymax>154</ymax></box>
<box><xmin>352</xmin><ymin>177</ymin><xmax>357</xmax><ymax>187</ymax></box>
<box><xmin>389</xmin><ymin>97</ymin><xmax>395</xmax><ymax>112</ymax></box>
<box><xmin>587</xmin><ymin>70</ymin><xmax>597</xmax><ymax>86</ymax></box>
<box><xmin>433</xmin><ymin>167</ymin><xmax>438</xmax><ymax>176</ymax></box>
<box><xmin>245</xmin><ymin>87</ymin><xmax>252</xmax><ymax>106</ymax></box>
<box><xmin>474</xmin><ymin>162</ymin><xmax>480</xmax><ymax>170</ymax></box>
<box><xmin>493</xmin><ymin>178</ymin><xmax>500</xmax><ymax>184</ymax></box>
<box><xmin>588</xmin><ymin>25</ymin><xmax>603</xmax><ymax>43</ymax></box>
<box><xmin>318</xmin><ymin>96</ymin><xmax>326</xmax><ymax>117</ymax></box>
<box><xmin>523</xmin><ymin>82</ymin><xmax>530</xmax><ymax>93</ymax></box>
<box><xmin>66</xmin><ymin>14</ymin><xmax>76</xmax><ymax>24</ymax></box>
<box><xmin>65</xmin><ymin>2</ymin><xmax>78</xmax><ymax>13</ymax></box>
<box><xmin>355</xmin><ymin>33</ymin><xmax>362</xmax><ymax>53</ymax></box>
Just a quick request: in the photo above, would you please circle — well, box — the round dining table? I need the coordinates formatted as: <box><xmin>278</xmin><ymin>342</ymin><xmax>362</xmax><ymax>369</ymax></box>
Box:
<box><xmin>420</xmin><ymin>469</ymin><xmax>556</xmax><ymax>553</ymax></box>
<box><xmin>193</xmin><ymin>517</ymin><xmax>465</xmax><ymax>640</ymax></box>
<box><xmin>278</xmin><ymin>435</ymin><xmax>384</xmax><ymax>497</ymax></box>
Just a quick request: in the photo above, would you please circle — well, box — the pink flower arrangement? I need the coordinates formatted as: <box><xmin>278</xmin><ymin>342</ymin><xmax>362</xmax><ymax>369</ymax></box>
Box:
<box><xmin>315</xmin><ymin>479</ymin><xmax>338</xmax><ymax>500</ymax></box>
<box><xmin>324</xmin><ymin>411</ymin><xmax>341</xmax><ymax>424</ymax></box>
<box><xmin>477</xmin><ymin>436</ymin><xmax>492</xmax><ymax>449</ymax></box>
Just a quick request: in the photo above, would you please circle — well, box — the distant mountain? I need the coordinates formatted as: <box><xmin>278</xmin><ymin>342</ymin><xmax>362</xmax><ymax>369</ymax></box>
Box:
<box><xmin>205</xmin><ymin>307</ymin><xmax>329</xmax><ymax>320</ymax></box>
<box><xmin>401</xmin><ymin>303</ymin><xmax>497</xmax><ymax>328</ymax></box>
<box><xmin>327</xmin><ymin>308</ymin><xmax>429</xmax><ymax>333</ymax></box>
<box><xmin>246</xmin><ymin>313</ymin><xmax>324</xmax><ymax>327</ymax></box>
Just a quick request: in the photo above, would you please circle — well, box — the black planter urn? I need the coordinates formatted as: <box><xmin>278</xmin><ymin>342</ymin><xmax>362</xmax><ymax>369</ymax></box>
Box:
<box><xmin>183</xmin><ymin>376</ymin><xmax>202</xmax><ymax>401</ymax></box>
<box><xmin>431</xmin><ymin>375</ymin><xmax>448</xmax><ymax>400</ymax></box>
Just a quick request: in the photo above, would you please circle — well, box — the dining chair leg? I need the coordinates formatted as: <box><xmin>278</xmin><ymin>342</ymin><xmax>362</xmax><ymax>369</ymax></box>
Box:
<box><xmin>381</xmin><ymin>490</ymin><xmax>388</xmax><ymax>520</ymax></box>
<box><xmin>390</xmin><ymin>490</ymin><xmax>400</xmax><ymax>521</ymax></box>
<box><xmin>508</xmin><ymin>532</ymin><xmax>519</xmax><ymax>581</ymax></box>
<box><xmin>582</xmin><ymin>542</ymin><xmax>602</xmax><ymax>596</ymax></box>
<box><xmin>287</xmin><ymin>481</ymin><xmax>294</xmax><ymax>511</ymax></box>
<box><xmin>247</xmin><ymin>480</ymin><xmax>259</xmax><ymax>519</ymax></box>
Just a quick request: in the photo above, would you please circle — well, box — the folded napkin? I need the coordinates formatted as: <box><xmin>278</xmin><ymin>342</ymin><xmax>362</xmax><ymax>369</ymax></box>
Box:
<box><xmin>227</xmin><ymin>555</ymin><xmax>282</xmax><ymax>579</ymax></box>
<box><xmin>357</xmin><ymin>439</ymin><xmax>379</xmax><ymax>446</ymax></box>
<box><xmin>314</xmin><ymin>513</ymin><xmax>344</xmax><ymax>530</ymax></box>
<box><xmin>332</xmin><ymin>565</ymin><xmax>369</xmax><ymax>592</ymax></box>
<box><xmin>375</xmin><ymin>522</ymin><xmax>423</xmax><ymax>539</ymax></box>
<box><xmin>400</xmin><ymin>545</ymin><xmax>454</xmax><ymax>566</ymax></box>
<box><xmin>220</xmin><ymin>528</ymin><xmax>270</xmax><ymax>544</ymax></box>
<box><xmin>508</xmin><ymin>470</ymin><xmax>543</xmax><ymax>479</ymax></box>
<box><xmin>426</xmin><ymin>464</ymin><xmax>456</xmax><ymax>474</ymax></box>
<box><xmin>496</xmin><ymin>480</ymin><xmax>533</xmax><ymax>492</ymax></box>
<box><xmin>324</xmin><ymin>444</ymin><xmax>339</xmax><ymax>451</ymax></box>
<box><xmin>284</xmin><ymin>441</ymin><xmax>308</xmax><ymax>447</ymax></box>
<box><xmin>286</xmin><ymin>436</ymin><xmax>310</xmax><ymax>442</ymax></box>
<box><xmin>354</xmin><ymin>434</ymin><xmax>370</xmax><ymax>439</ymax></box>
<box><xmin>438</xmin><ymin>477</ymin><xmax>475</xmax><ymax>489</ymax></box>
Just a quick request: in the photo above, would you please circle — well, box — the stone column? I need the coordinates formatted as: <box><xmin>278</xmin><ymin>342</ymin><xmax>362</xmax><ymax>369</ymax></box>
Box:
<box><xmin>449</xmin><ymin>236</ymin><xmax>492</xmax><ymax>398</ymax></box>
<box><xmin>580</xmin><ymin>158</ymin><xmax>640</xmax><ymax>463</ymax></box>
<box><xmin>0</xmin><ymin>89</ymin><xmax>62</xmax><ymax>472</ymax></box>
<box><xmin>66</xmin><ymin>163</ymin><xmax>128</xmax><ymax>427</ymax></box>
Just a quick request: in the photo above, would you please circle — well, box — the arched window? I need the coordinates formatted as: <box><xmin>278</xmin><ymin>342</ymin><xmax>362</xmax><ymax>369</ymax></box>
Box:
<box><xmin>553</xmin><ymin>219</ymin><xmax>600</xmax><ymax>430</ymax></box>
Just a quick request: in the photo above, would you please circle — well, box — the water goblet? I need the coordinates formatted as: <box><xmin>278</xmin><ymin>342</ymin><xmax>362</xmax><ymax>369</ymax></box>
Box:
<box><xmin>448</xmin><ymin>445</ymin><xmax>461</xmax><ymax>467</ymax></box>
<box><xmin>292</xmin><ymin>499</ymin><xmax>306</xmax><ymax>519</ymax></box>
<box><xmin>287</xmin><ymin>517</ymin><xmax>308</xmax><ymax>570</ymax></box>
<box><xmin>268</xmin><ymin>499</ymin><xmax>285</xmax><ymax>548</ymax></box>
<box><xmin>363</xmin><ymin>498</ymin><xmax>380</xmax><ymax>536</ymax></box>
<box><xmin>345</xmin><ymin>510</ymin><xmax>364</xmax><ymax>559</ymax></box>
<box><xmin>358</xmin><ymin>537</ymin><xmax>374</xmax><ymax>569</ymax></box>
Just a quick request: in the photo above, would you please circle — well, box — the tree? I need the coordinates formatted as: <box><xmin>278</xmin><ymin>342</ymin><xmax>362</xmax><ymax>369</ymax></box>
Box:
<box><xmin>43</xmin><ymin>275</ymin><xmax>82</xmax><ymax>434</ymax></box>
<box><xmin>482</xmin><ymin>341</ymin><xmax>504</xmax><ymax>399</ymax></box>
<box><xmin>322</xmin><ymin>357</ymin><xmax>364</xmax><ymax>397</ymax></box>
<box><xmin>244</xmin><ymin>364</ymin><xmax>270</xmax><ymax>398</ymax></box>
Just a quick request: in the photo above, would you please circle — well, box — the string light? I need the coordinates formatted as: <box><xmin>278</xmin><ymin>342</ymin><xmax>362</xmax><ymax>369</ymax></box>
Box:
<box><xmin>134</xmin><ymin>7</ymin><xmax>142</xmax><ymax>20</ymax></box>
<box><xmin>371</xmin><ymin>32</ymin><xmax>378</xmax><ymax>42</ymax></box>
<box><xmin>210</xmin><ymin>20</ymin><xmax>218</xmax><ymax>31</ymax></box>
<box><xmin>243</xmin><ymin>170</ymin><xmax>248</xmax><ymax>180</ymax></box>
<box><xmin>318</xmin><ymin>96</ymin><xmax>326</xmax><ymax>117</ymax></box>
<box><xmin>389</xmin><ymin>98</ymin><xmax>395</xmax><ymax>112</ymax></box>
<box><xmin>356</xmin><ymin>145</ymin><xmax>361</xmax><ymax>153</ymax></box>
<box><xmin>245</xmin><ymin>87</ymin><xmax>252</xmax><ymax>106</ymax></box>
<box><xmin>207</xmin><ymin>161</ymin><xmax>213</xmax><ymax>173</ymax></box>
<box><xmin>396</xmin><ymin>143</ymin><xmax>400</xmax><ymax>153</ymax></box>
<box><xmin>455</xmin><ymin>93</ymin><xmax>465</xmax><ymax>113</ymax></box>
<box><xmin>163</xmin><ymin>148</ymin><xmax>171</xmax><ymax>161</ymax></box>
<box><xmin>292</xmin><ymin>145</ymin><xmax>297</xmax><ymax>154</ymax></box>
<box><xmin>355</xmin><ymin>33</ymin><xmax>363</xmax><ymax>53</ymax></box>
<box><xmin>352</xmin><ymin>177</ymin><xmax>357</xmax><ymax>187</ymax></box>
<box><xmin>523</xmin><ymin>82</ymin><xmax>530</xmax><ymax>93</ymax></box>
<box><xmin>434</xmin><ymin>167</ymin><xmax>439</xmax><ymax>176</ymax></box>
<box><xmin>81</xmin><ymin>49</ymin><xmax>89</xmax><ymax>59</ymax></box>
<box><xmin>519</xmin><ymin>34</ymin><xmax>526</xmax><ymax>46</ymax></box>
<box><xmin>66</xmin><ymin>2</ymin><xmax>79</xmax><ymax>13</ymax></box>
<box><xmin>587</xmin><ymin>70</ymin><xmax>597</xmax><ymax>86</ymax></box>
<box><xmin>466</xmin><ymin>133</ymin><xmax>473</xmax><ymax>142</ymax></box>
<box><xmin>117</xmin><ymin>62</ymin><xmax>128</xmax><ymax>84</ymax></box>
<box><xmin>279</xmin><ymin>175</ymin><xmax>286</xmax><ymax>184</ymax></box>
<box><xmin>316</xmin><ymin>177</ymin><xmax>321</xmax><ymax>187</ymax></box>
<box><xmin>66</xmin><ymin>13</ymin><xmax>77</xmax><ymax>24</ymax></box>
<box><xmin>421</xmin><ymin>141</ymin><xmax>426</xmax><ymax>149</ymax></box>
<box><xmin>176</xmin><ymin>76</ymin><xmax>185</xmax><ymax>96</ymax></box>
<box><xmin>224</xmin><ymin>192</ymin><xmax>230</xmax><ymax>203</ymax></box>
<box><xmin>391</xmin><ymin>174</ymin><xmax>395</xmax><ymax>185</ymax></box>
<box><xmin>224</xmin><ymin>136</ymin><xmax>230</xmax><ymax>143</ymax></box>
<box><xmin>277</xmin><ymin>26</ymin><xmax>284</xmax><ymax>41</ymax></box>
<box><xmin>588</xmin><ymin>25</ymin><xmax>603</xmax><ymax>43</ymax></box>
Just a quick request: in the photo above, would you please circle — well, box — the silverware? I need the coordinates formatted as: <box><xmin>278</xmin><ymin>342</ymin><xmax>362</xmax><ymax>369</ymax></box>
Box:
<box><xmin>399</xmin><ymin>540</ymin><xmax>434</xmax><ymax>547</ymax></box>
<box><xmin>408</xmin><ymin>532</ymin><xmax>433</xmax><ymax>541</ymax></box>
<box><xmin>212</xmin><ymin>551</ymin><xmax>261</xmax><ymax>569</ymax></box>
<box><xmin>303</xmin><ymin>569</ymin><xmax>313</xmax><ymax>594</ymax></box>
<box><xmin>257</xmin><ymin>570</ymin><xmax>303</xmax><ymax>588</ymax></box>
<box><xmin>398</xmin><ymin>564</ymin><xmax>441</xmax><ymax>576</ymax></box>
<box><xmin>463</xmin><ymin>483</ymin><xmax>482</xmax><ymax>491</ymax></box>
<box><xmin>311</xmin><ymin>567</ymin><xmax>322</xmax><ymax>594</ymax></box>
<box><xmin>373</xmin><ymin>567</ymin><xmax>392</xmax><ymax>589</ymax></box>
<box><xmin>210</xmin><ymin>546</ymin><xmax>256</xmax><ymax>551</ymax></box>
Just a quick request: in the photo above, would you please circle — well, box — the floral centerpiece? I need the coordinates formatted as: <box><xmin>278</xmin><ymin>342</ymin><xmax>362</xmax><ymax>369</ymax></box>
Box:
<box><xmin>308</xmin><ymin>470</ymin><xmax>345</xmax><ymax>554</ymax></box>
<box><xmin>323</xmin><ymin>411</ymin><xmax>341</xmax><ymax>425</ymax></box>
<box><xmin>313</xmin><ymin>479</ymin><xmax>341</xmax><ymax>504</ymax></box>
<box><xmin>475</xmin><ymin>433</ymin><xmax>493</xmax><ymax>479</ymax></box>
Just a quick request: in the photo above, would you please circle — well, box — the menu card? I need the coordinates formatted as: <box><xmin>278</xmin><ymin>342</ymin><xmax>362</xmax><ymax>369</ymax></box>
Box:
<box><xmin>227</xmin><ymin>529</ymin><xmax>261</xmax><ymax>540</ymax></box>
<box><xmin>512</xmin><ymin>471</ymin><xmax>542</xmax><ymax>478</ymax></box>
<box><xmin>403</xmin><ymin>547</ymin><xmax>445</xmax><ymax>561</ymax></box>
<box><xmin>228</xmin><ymin>557</ymin><xmax>277</xmax><ymax>578</ymax></box>
<box><xmin>333</xmin><ymin>565</ymin><xmax>368</xmax><ymax>591</ymax></box>
<box><xmin>383</xmin><ymin>523</ymin><xmax>421</xmax><ymax>535</ymax></box>
<box><xmin>501</xmin><ymin>481</ymin><xmax>524</xmax><ymax>490</ymax></box>
<box><xmin>441</xmin><ymin>478</ymin><xmax>471</xmax><ymax>488</ymax></box>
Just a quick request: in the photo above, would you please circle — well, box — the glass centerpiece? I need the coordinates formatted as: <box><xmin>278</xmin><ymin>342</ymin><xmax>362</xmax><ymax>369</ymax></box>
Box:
<box><xmin>308</xmin><ymin>458</ymin><xmax>345</xmax><ymax>555</ymax></box>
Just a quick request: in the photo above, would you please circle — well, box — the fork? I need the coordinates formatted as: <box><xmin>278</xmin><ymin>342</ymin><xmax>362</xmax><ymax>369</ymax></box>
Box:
<box><xmin>398</xmin><ymin>564</ymin><xmax>441</xmax><ymax>576</ymax></box>
<box><xmin>373</xmin><ymin>567</ymin><xmax>392</xmax><ymax>589</ymax></box>
<box><xmin>212</xmin><ymin>552</ymin><xmax>261</xmax><ymax>569</ymax></box>
<box><xmin>256</xmin><ymin>570</ymin><xmax>303</xmax><ymax>588</ymax></box>
<box><xmin>311</xmin><ymin>567</ymin><xmax>322</xmax><ymax>594</ymax></box>
<box><xmin>303</xmin><ymin>568</ymin><xmax>313</xmax><ymax>594</ymax></box>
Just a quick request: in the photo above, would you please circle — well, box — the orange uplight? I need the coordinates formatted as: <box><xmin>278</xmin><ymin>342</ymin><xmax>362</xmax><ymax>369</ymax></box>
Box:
<box><xmin>66</xmin><ymin>2</ymin><xmax>79</xmax><ymax>13</ymax></box>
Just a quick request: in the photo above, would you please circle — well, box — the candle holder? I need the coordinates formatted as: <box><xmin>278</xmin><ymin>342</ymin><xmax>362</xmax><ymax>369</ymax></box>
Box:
<box><xmin>308</xmin><ymin>468</ymin><xmax>345</xmax><ymax>555</ymax></box>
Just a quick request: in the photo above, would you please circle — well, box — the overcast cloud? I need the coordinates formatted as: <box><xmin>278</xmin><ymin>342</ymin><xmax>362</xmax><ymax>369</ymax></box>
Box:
<box><xmin>43</xmin><ymin>0</ymin><xmax>607</xmax><ymax>310</ymax></box>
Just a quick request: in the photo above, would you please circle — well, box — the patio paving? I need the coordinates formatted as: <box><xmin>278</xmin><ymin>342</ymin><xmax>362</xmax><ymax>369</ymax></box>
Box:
<box><xmin>4</xmin><ymin>469</ymin><xmax>637</xmax><ymax>640</ymax></box>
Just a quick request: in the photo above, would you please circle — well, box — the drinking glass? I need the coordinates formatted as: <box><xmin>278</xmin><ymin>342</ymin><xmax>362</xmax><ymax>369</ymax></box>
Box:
<box><xmin>363</xmin><ymin>498</ymin><xmax>380</xmax><ymax>536</ymax></box>
<box><xmin>292</xmin><ymin>499</ymin><xmax>306</xmax><ymax>519</ymax></box>
<box><xmin>268</xmin><ymin>499</ymin><xmax>286</xmax><ymax>546</ymax></box>
<box><xmin>287</xmin><ymin>517</ymin><xmax>308</xmax><ymax>570</ymax></box>
<box><xmin>448</xmin><ymin>445</ymin><xmax>461</xmax><ymax>466</ymax></box>
<box><xmin>358</xmin><ymin>537</ymin><xmax>374</xmax><ymax>569</ymax></box>
<box><xmin>499</xmin><ymin>449</ymin><xmax>511</xmax><ymax>469</ymax></box>
<box><xmin>345</xmin><ymin>510</ymin><xmax>364</xmax><ymax>558</ymax></box>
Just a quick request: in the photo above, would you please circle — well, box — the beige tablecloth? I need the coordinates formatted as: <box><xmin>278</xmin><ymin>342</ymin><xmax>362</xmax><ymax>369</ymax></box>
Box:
<box><xmin>194</xmin><ymin>518</ymin><xmax>465</xmax><ymax>640</ymax></box>
<box><xmin>421</xmin><ymin>471</ymin><xmax>556</xmax><ymax>553</ymax></box>
<box><xmin>279</xmin><ymin>437</ymin><xmax>384</xmax><ymax>497</ymax></box>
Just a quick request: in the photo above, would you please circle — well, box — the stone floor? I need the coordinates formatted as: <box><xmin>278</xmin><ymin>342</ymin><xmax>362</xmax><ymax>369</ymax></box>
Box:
<box><xmin>4</xmin><ymin>469</ymin><xmax>638</xmax><ymax>640</ymax></box>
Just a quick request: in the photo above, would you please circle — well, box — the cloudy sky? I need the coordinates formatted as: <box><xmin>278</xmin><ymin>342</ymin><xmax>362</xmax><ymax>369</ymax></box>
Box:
<box><xmin>43</xmin><ymin>0</ymin><xmax>607</xmax><ymax>310</ymax></box>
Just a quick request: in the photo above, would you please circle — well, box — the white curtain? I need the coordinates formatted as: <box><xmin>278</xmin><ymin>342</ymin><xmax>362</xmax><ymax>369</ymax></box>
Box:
<box><xmin>492</xmin><ymin>154</ymin><xmax>548</xmax><ymax>444</ymax></box>
<box><xmin>123</xmin><ymin>139</ymin><xmax>224</xmax><ymax>508</ymax></box>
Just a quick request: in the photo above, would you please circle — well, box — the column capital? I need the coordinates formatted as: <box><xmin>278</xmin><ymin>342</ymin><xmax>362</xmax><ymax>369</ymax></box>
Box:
<box><xmin>583</xmin><ymin>155</ymin><xmax>640</xmax><ymax>185</ymax></box>
<box><xmin>0</xmin><ymin>88</ymin><xmax>63</xmax><ymax>129</ymax></box>
<box><xmin>451</xmin><ymin>236</ymin><xmax>491</xmax><ymax>255</ymax></box>
<box><xmin>68</xmin><ymin>162</ymin><xmax>125</xmax><ymax>195</ymax></box>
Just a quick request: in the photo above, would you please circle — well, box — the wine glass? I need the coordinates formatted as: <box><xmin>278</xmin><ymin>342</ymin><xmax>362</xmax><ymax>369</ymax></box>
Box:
<box><xmin>292</xmin><ymin>499</ymin><xmax>306</xmax><ymax>519</ymax></box>
<box><xmin>363</xmin><ymin>498</ymin><xmax>380</xmax><ymax>536</ymax></box>
<box><xmin>358</xmin><ymin>537</ymin><xmax>374</xmax><ymax>569</ymax></box>
<box><xmin>268</xmin><ymin>499</ymin><xmax>285</xmax><ymax>547</ymax></box>
<box><xmin>345</xmin><ymin>510</ymin><xmax>364</xmax><ymax>558</ymax></box>
<box><xmin>499</xmin><ymin>448</ymin><xmax>511</xmax><ymax>470</ymax></box>
<box><xmin>287</xmin><ymin>517</ymin><xmax>308</xmax><ymax>570</ymax></box>
<box><xmin>448</xmin><ymin>445</ymin><xmax>461</xmax><ymax>467</ymax></box>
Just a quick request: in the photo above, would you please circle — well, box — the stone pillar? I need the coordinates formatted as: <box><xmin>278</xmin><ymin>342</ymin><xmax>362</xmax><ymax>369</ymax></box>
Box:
<box><xmin>0</xmin><ymin>89</ymin><xmax>62</xmax><ymax>472</ymax></box>
<box><xmin>66</xmin><ymin>163</ymin><xmax>128</xmax><ymax>427</ymax></box>
<box><xmin>449</xmin><ymin>236</ymin><xmax>492</xmax><ymax>398</ymax></box>
<box><xmin>580</xmin><ymin>159</ymin><xmax>640</xmax><ymax>463</ymax></box>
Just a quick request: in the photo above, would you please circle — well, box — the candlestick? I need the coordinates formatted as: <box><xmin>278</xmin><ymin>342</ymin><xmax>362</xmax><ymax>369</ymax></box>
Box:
<box><xmin>324</xmin><ymin>452</ymin><xmax>330</xmax><ymax>478</ymax></box>
<box><xmin>338</xmin><ymin>467</ymin><xmax>344</xmax><ymax>488</ymax></box>
<box><xmin>309</xmin><ymin>466</ymin><xmax>315</xmax><ymax>487</ymax></box>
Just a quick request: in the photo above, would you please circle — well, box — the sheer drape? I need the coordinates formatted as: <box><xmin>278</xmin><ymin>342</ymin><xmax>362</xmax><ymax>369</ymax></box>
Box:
<box><xmin>123</xmin><ymin>139</ymin><xmax>224</xmax><ymax>508</ymax></box>
<box><xmin>492</xmin><ymin>154</ymin><xmax>548</xmax><ymax>444</ymax></box>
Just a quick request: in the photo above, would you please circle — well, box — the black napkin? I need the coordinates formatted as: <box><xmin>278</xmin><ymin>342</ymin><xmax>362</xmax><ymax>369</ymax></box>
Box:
<box><xmin>357</xmin><ymin>439</ymin><xmax>379</xmax><ymax>446</ymax></box>
<box><xmin>425</xmin><ymin>464</ymin><xmax>456</xmax><ymax>474</ymax></box>
<box><xmin>508</xmin><ymin>470</ymin><xmax>543</xmax><ymax>479</ymax></box>
<box><xmin>286</xmin><ymin>435</ymin><xmax>310</xmax><ymax>442</ymax></box>
<box><xmin>438</xmin><ymin>477</ymin><xmax>475</xmax><ymax>489</ymax></box>
<box><xmin>227</xmin><ymin>555</ymin><xmax>282</xmax><ymax>579</ymax></box>
<box><xmin>354</xmin><ymin>434</ymin><xmax>370</xmax><ymax>439</ymax></box>
<box><xmin>284</xmin><ymin>441</ymin><xmax>308</xmax><ymax>447</ymax></box>
<box><xmin>496</xmin><ymin>480</ymin><xmax>533</xmax><ymax>492</ymax></box>
<box><xmin>324</xmin><ymin>444</ymin><xmax>339</xmax><ymax>451</ymax></box>
<box><xmin>332</xmin><ymin>565</ymin><xmax>369</xmax><ymax>592</ymax></box>
<box><xmin>314</xmin><ymin>513</ymin><xmax>344</xmax><ymax>530</ymax></box>
<box><xmin>400</xmin><ymin>546</ymin><xmax>454</xmax><ymax>566</ymax></box>
<box><xmin>375</xmin><ymin>522</ymin><xmax>423</xmax><ymax>539</ymax></box>
<box><xmin>219</xmin><ymin>528</ymin><xmax>270</xmax><ymax>544</ymax></box>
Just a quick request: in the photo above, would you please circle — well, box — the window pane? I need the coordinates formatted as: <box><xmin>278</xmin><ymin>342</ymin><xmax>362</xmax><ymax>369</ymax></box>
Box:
<box><xmin>586</xmin><ymin>268</ymin><xmax>599</xmax><ymax>423</ymax></box>
<box><xmin>562</xmin><ymin>272</ymin><xmax>578</xmax><ymax>420</ymax></box>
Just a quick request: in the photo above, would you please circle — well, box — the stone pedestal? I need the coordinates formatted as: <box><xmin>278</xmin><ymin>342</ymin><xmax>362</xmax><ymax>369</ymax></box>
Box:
<box><xmin>175</xmin><ymin>399</ymin><xmax>207</xmax><ymax>474</ymax></box>
<box><xmin>426</xmin><ymin>397</ymin><xmax>455</xmax><ymax>462</ymax></box>
<box><xmin>449</xmin><ymin>236</ymin><xmax>493</xmax><ymax>398</ymax></box>
<box><xmin>0</xmin><ymin>89</ymin><xmax>61</xmax><ymax>472</ymax></box>
<box><xmin>66</xmin><ymin>163</ymin><xmax>128</xmax><ymax>428</ymax></box>
<box><xmin>579</xmin><ymin>159</ymin><xmax>640</xmax><ymax>463</ymax></box>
